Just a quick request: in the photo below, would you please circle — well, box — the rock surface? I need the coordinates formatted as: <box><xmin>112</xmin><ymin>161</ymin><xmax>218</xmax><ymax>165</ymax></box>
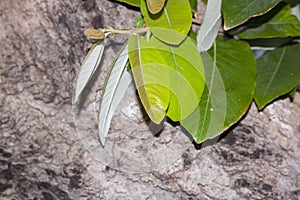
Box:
<box><xmin>1</xmin><ymin>0</ymin><xmax>300</xmax><ymax>199</ymax></box>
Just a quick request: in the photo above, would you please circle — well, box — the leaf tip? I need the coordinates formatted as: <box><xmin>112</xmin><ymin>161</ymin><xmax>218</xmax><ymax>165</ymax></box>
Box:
<box><xmin>148</xmin><ymin>105</ymin><xmax>166</xmax><ymax>125</ymax></box>
<box><xmin>73</xmin><ymin>96</ymin><xmax>78</xmax><ymax>104</ymax></box>
<box><xmin>73</xmin><ymin>89</ymin><xmax>81</xmax><ymax>104</ymax></box>
<box><xmin>99</xmin><ymin>129</ymin><xmax>106</xmax><ymax>147</ymax></box>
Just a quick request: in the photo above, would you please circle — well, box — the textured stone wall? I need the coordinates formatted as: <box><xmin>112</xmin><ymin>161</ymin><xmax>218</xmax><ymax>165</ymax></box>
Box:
<box><xmin>1</xmin><ymin>0</ymin><xmax>300</xmax><ymax>199</ymax></box>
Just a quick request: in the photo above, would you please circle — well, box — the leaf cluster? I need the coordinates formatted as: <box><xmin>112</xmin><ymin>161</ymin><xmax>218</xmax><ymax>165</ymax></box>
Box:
<box><xmin>74</xmin><ymin>0</ymin><xmax>300</xmax><ymax>146</ymax></box>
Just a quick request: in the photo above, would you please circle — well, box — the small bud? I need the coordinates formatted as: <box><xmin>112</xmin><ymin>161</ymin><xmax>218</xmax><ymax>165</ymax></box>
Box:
<box><xmin>84</xmin><ymin>29</ymin><xmax>105</xmax><ymax>39</ymax></box>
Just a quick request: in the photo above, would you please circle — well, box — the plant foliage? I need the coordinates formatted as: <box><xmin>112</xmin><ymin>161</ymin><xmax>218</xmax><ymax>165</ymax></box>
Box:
<box><xmin>74</xmin><ymin>0</ymin><xmax>300</xmax><ymax>146</ymax></box>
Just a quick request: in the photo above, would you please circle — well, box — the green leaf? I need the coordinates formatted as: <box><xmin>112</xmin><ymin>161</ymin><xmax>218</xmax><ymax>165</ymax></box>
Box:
<box><xmin>182</xmin><ymin>38</ymin><xmax>256</xmax><ymax>143</ymax></box>
<box><xmin>181</xmin><ymin>50</ymin><xmax>227</xmax><ymax>143</ymax></box>
<box><xmin>141</xmin><ymin>0</ymin><xmax>192</xmax><ymax>45</ymax></box>
<box><xmin>128</xmin><ymin>35</ymin><xmax>205</xmax><ymax>124</ymax></box>
<box><xmin>254</xmin><ymin>43</ymin><xmax>300</xmax><ymax>109</ymax></box>
<box><xmin>214</xmin><ymin>39</ymin><xmax>256</xmax><ymax>128</ymax></box>
<box><xmin>287</xmin><ymin>0</ymin><xmax>300</xmax><ymax>6</ymax></box>
<box><xmin>128</xmin><ymin>36</ymin><xmax>170</xmax><ymax>124</ymax></box>
<box><xmin>165</xmin><ymin>37</ymin><xmax>205</xmax><ymax>121</ymax></box>
<box><xmin>189</xmin><ymin>30</ymin><xmax>197</xmax><ymax>41</ymax></box>
<box><xmin>74</xmin><ymin>41</ymin><xmax>105</xmax><ymax>103</ymax></box>
<box><xmin>98</xmin><ymin>43</ymin><xmax>132</xmax><ymax>146</ymax></box>
<box><xmin>146</xmin><ymin>0</ymin><xmax>166</xmax><ymax>14</ymax></box>
<box><xmin>135</xmin><ymin>14</ymin><xmax>145</xmax><ymax>28</ymax></box>
<box><xmin>189</xmin><ymin>0</ymin><xmax>198</xmax><ymax>11</ymax></box>
<box><xmin>289</xmin><ymin>87</ymin><xmax>296</xmax><ymax>98</ymax></box>
<box><xmin>197</xmin><ymin>0</ymin><xmax>222</xmax><ymax>52</ymax></box>
<box><xmin>237</xmin><ymin>5</ymin><xmax>300</xmax><ymax>39</ymax></box>
<box><xmin>114</xmin><ymin>0</ymin><xmax>140</xmax><ymax>7</ymax></box>
<box><xmin>222</xmin><ymin>0</ymin><xmax>281</xmax><ymax>30</ymax></box>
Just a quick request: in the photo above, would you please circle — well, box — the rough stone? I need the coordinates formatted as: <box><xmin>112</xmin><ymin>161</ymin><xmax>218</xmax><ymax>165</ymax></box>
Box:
<box><xmin>1</xmin><ymin>0</ymin><xmax>300</xmax><ymax>199</ymax></box>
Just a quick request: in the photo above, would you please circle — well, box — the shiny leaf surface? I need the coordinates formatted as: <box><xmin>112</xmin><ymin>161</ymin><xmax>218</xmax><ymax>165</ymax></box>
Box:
<box><xmin>141</xmin><ymin>0</ymin><xmax>192</xmax><ymax>45</ymax></box>
<box><xmin>128</xmin><ymin>35</ymin><xmax>205</xmax><ymax>123</ymax></box>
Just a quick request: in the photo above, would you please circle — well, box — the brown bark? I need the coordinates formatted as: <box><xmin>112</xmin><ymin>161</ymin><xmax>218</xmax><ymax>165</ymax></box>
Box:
<box><xmin>1</xmin><ymin>0</ymin><xmax>300</xmax><ymax>199</ymax></box>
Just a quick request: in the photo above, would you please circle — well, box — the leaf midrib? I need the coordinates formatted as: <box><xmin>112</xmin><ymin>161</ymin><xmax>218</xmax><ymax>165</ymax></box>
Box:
<box><xmin>262</xmin><ymin>46</ymin><xmax>286</xmax><ymax>100</ymax></box>
<box><xmin>164</xmin><ymin>7</ymin><xmax>172</xmax><ymax>26</ymax></box>
<box><xmin>200</xmin><ymin>41</ymin><xmax>218</xmax><ymax>135</ymax></box>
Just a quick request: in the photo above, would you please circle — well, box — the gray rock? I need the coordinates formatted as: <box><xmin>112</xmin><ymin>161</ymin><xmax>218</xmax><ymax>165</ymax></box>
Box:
<box><xmin>0</xmin><ymin>0</ymin><xmax>300</xmax><ymax>199</ymax></box>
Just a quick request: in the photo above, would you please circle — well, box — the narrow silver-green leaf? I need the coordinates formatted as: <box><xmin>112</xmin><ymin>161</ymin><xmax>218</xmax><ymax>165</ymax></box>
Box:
<box><xmin>292</xmin><ymin>4</ymin><xmax>300</xmax><ymax>20</ymax></box>
<box><xmin>74</xmin><ymin>41</ymin><xmax>105</xmax><ymax>103</ymax></box>
<box><xmin>197</xmin><ymin>0</ymin><xmax>222</xmax><ymax>52</ymax></box>
<box><xmin>98</xmin><ymin>43</ymin><xmax>132</xmax><ymax>146</ymax></box>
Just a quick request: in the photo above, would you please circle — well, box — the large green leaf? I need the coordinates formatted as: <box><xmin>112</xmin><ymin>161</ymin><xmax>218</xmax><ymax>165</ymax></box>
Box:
<box><xmin>74</xmin><ymin>41</ymin><xmax>105</xmax><ymax>103</ymax></box>
<box><xmin>222</xmin><ymin>0</ymin><xmax>281</xmax><ymax>30</ymax></box>
<box><xmin>114</xmin><ymin>0</ymin><xmax>140</xmax><ymax>7</ymax></box>
<box><xmin>128</xmin><ymin>36</ymin><xmax>170</xmax><ymax>124</ymax></box>
<box><xmin>237</xmin><ymin>5</ymin><xmax>300</xmax><ymax>39</ymax></box>
<box><xmin>254</xmin><ymin>43</ymin><xmax>300</xmax><ymax>109</ymax></box>
<box><xmin>210</xmin><ymin>39</ymin><xmax>256</xmax><ymax>128</ymax></box>
<box><xmin>165</xmin><ymin>37</ymin><xmax>205</xmax><ymax>121</ymax></box>
<box><xmin>141</xmin><ymin>0</ymin><xmax>192</xmax><ymax>45</ymax></box>
<box><xmin>128</xmin><ymin>35</ymin><xmax>205</xmax><ymax>124</ymax></box>
<box><xmin>98</xmin><ymin>43</ymin><xmax>132</xmax><ymax>146</ymax></box>
<box><xmin>182</xmin><ymin>38</ymin><xmax>256</xmax><ymax>143</ymax></box>
<box><xmin>146</xmin><ymin>0</ymin><xmax>165</xmax><ymax>14</ymax></box>
<box><xmin>197</xmin><ymin>0</ymin><xmax>222</xmax><ymax>52</ymax></box>
<box><xmin>181</xmin><ymin>50</ymin><xmax>227</xmax><ymax>143</ymax></box>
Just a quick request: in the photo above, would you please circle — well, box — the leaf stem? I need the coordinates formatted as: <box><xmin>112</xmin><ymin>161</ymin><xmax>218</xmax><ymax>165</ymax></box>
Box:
<box><xmin>101</xmin><ymin>27</ymin><xmax>150</xmax><ymax>36</ymax></box>
<box><xmin>192</xmin><ymin>18</ymin><xmax>202</xmax><ymax>25</ymax></box>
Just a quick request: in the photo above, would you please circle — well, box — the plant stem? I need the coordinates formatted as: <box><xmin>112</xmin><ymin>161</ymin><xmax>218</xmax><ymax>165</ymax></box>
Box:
<box><xmin>102</xmin><ymin>27</ymin><xmax>150</xmax><ymax>36</ymax></box>
<box><xmin>192</xmin><ymin>18</ymin><xmax>202</xmax><ymax>25</ymax></box>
